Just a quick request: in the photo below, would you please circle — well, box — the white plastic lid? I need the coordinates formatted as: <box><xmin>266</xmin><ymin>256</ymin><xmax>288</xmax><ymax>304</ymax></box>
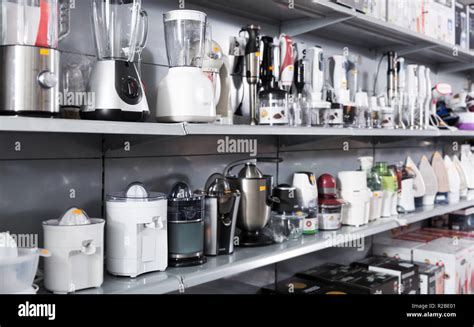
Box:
<box><xmin>58</xmin><ymin>208</ymin><xmax>91</xmax><ymax>226</ymax></box>
<box><xmin>107</xmin><ymin>182</ymin><xmax>166</xmax><ymax>202</ymax></box>
<box><xmin>164</xmin><ymin>10</ymin><xmax>206</xmax><ymax>22</ymax></box>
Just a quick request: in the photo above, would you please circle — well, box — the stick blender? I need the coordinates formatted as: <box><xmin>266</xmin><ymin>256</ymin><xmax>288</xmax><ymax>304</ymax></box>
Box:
<box><xmin>279</xmin><ymin>34</ymin><xmax>296</xmax><ymax>124</ymax></box>
<box><xmin>406</xmin><ymin>64</ymin><xmax>418</xmax><ymax>130</ymax></box>
<box><xmin>386</xmin><ymin>51</ymin><xmax>399</xmax><ymax>128</ymax></box>
<box><xmin>396</xmin><ymin>57</ymin><xmax>407</xmax><ymax>129</ymax></box>
<box><xmin>240</xmin><ymin>25</ymin><xmax>261</xmax><ymax>125</ymax></box>
<box><xmin>417</xmin><ymin>65</ymin><xmax>427</xmax><ymax>130</ymax></box>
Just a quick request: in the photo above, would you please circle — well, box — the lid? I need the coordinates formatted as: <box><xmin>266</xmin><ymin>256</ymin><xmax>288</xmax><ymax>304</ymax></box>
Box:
<box><xmin>164</xmin><ymin>10</ymin><xmax>206</xmax><ymax>22</ymax></box>
<box><xmin>58</xmin><ymin>207</ymin><xmax>92</xmax><ymax>226</ymax></box>
<box><xmin>168</xmin><ymin>182</ymin><xmax>204</xmax><ymax>202</ymax></box>
<box><xmin>205</xmin><ymin>174</ymin><xmax>235</xmax><ymax>196</ymax></box>
<box><xmin>107</xmin><ymin>182</ymin><xmax>166</xmax><ymax>202</ymax></box>
<box><xmin>238</xmin><ymin>163</ymin><xmax>263</xmax><ymax>179</ymax></box>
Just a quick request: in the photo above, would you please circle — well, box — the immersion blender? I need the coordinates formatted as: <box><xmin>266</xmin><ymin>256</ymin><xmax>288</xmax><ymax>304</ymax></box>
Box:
<box><xmin>406</xmin><ymin>64</ymin><xmax>418</xmax><ymax>130</ymax></box>
<box><xmin>396</xmin><ymin>57</ymin><xmax>406</xmax><ymax>129</ymax></box>
<box><xmin>278</xmin><ymin>34</ymin><xmax>295</xmax><ymax>92</ymax></box>
<box><xmin>240</xmin><ymin>25</ymin><xmax>261</xmax><ymax>125</ymax></box>
<box><xmin>417</xmin><ymin>65</ymin><xmax>427</xmax><ymax>130</ymax></box>
<box><xmin>386</xmin><ymin>51</ymin><xmax>399</xmax><ymax>126</ymax></box>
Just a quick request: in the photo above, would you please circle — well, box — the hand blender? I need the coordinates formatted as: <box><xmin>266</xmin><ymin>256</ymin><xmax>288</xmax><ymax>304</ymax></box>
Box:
<box><xmin>306</xmin><ymin>46</ymin><xmax>325</xmax><ymax>103</ymax></box>
<box><xmin>386</xmin><ymin>51</ymin><xmax>398</xmax><ymax>126</ymax></box>
<box><xmin>406</xmin><ymin>64</ymin><xmax>418</xmax><ymax>130</ymax></box>
<box><xmin>425</xmin><ymin>67</ymin><xmax>434</xmax><ymax>129</ymax></box>
<box><xmin>294</xmin><ymin>42</ymin><xmax>306</xmax><ymax>98</ymax></box>
<box><xmin>240</xmin><ymin>25</ymin><xmax>261</xmax><ymax>125</ymax></box>
<box><xmin>278</xmin><ymin>34</ymin><xmax>295</xmax><ymax>92</ymax></box>
<box><xmin>417</xmin><ymin>65</ymin><xmax>427</xmax><ymax>130</ymax></box>
<box><xmin>396</xmin><ymin>57</ymin><xmax>407</xmax><ymax>129</ymax></box>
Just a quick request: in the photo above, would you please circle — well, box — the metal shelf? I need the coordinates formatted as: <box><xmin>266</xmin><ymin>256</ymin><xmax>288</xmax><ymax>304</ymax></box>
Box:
<box><xmin>0</xmin><ymin>116</ymin><xmax>186</xmax><ymax>136</ymax></box>
<box><xmin>79</xmin><ymin>199</ymin><xmax>474</xmax><ymax>294</ymax></box>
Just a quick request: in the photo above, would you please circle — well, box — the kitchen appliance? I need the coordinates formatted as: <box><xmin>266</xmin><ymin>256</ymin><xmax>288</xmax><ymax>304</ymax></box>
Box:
<box><xmin>432</xmin><ymin>152</ymin><xmax>450</xmax><ymax>204</ymax></box>
<box><xmin>461</xmin><ymin>144</ymin><xmax>474</xmax><ymax>199</ymax></box>
<box><xmin>0</xmin><ymin>0</ymin><xmax>69</xmax><ymax>116</ymax></box>
<box><xmin>329</xmin><ymin>55</ymin><xmax>350</xmax><ymax>104</ymax></box>
<box><xmin>389</xmin><ymin>165</ymin><xmax>402</xmax><ymax>215</ymax></box>
<box><xmin>338</xmin><ymin>171</ymin><xmax>371</xmax><ymax>227</ymax></box>
<box><xmin>425</xmin><ymin>68</ymin><xmax>433</xmax><ymax>128</ymax></box>
<box><xmin>386</xmin><ymin>51</ymin><xmax>398</xmax><ymax>111</ymax></box>
<box><xmin>241</xmin><ymin>25</ymin><xmax>261</xmax><ymax>125</ymax></box>
<box><xmin>203</xmin><ymin>39</ymin><xmax>224</xmax><ymax>104</ymax></box>
<box><xmin>292</xmin><ymin>171</ymin><xmax>319</xmax><ymax>234</ymax></box>
<box><xmin>417</xmin><ymin>65</ymin><xmax>427</xmax><ymax>129</ymax></box>
<box><xmin>444</xmin><ymin>155</ymin><xmax>461</xmax><ymax>204</ymax></box>
<box><xmin>278</xmin><ymin>34</ymin><xmax>294</xmax><ymax>92</ymax></box>
<box><xmin>294</xmin><ymin>42</ymin><xmax>306</xmax><ymax>98</ymax></box>
<box><xmin>306</xmin><ymin>46</ymin><xmax>331</xmax><ymax>126</ymax></box>
<box><xmin>269</xmin><ymin>212</ymin><xmax>305</xmax><ymax>243</ymax></box>
<box><xmin>106</xmin><ymin>183</ymin><xmax>167</xmax><ymax>277</ymax></box>
<box><xmin>397</xmin><ymin>163</ymin><xmax>416</xmax><ymax>213</ymax></box>
<box><xmin>204</xmin><ymin>174</ymin><xmax>241</xmax><ymax>256</ymax></box>
<box><xmin>406</xmin><ymin>156</ymin><xmax>427</xmax><ymax>202</ymax></box>
<box><xmin>396</xmin><ymin>57</ymin><xmax>407</xmax><ymax>129</ymax></box>
<box><xmin>418</xmin><ymin>155</ymin><xmax>439</xmax><ymax>206</ymax></box>
<box><xmin>373</xmin><ymin>162</ymin><xmax>398</xmax><ymax>218</ymax></box>
<box><xmin>406</xmin><ymin>64</ymin><xmax>418</xmax><ymax>129</ymax></box>
<box><xmin>225</xmin><ymin>158</ymin><xmax>280</xmax><ymax>247</ymax></box>
<box><xmin>167</xmin><ymin>182</ymin><xmax>206</xmax><ymax>267</ymax></box>
<box><xmin>317</xmin><ymin>174</ymin><xmax>344</xmax><ymax>230</ymax></box>
<box><xmin>43</xmin><ymin>208</ymin><xmax>105</xmax><ymax>294</ymax></box>
<box><xmin>359</xmin><ymin>157</ymin><xmax>383</xmax><ymax>221</ymax></box>
<box><xmin>83</xmin><ymin>0</ymin><xmax>149</xmax><ymax>121</ymax></box>
<box><xmin>272</xmin><ymin>184</ymin><xmax>299</xmax><ymax>214</ymax></box>
<box><xmin>453</xmin><ymin>155</ymin><xmax>469</xmax><ymax>198</ymax></box>
<box><xmin>258</xmin><ymin>36</ymin><xmax>288</xmax><ymax>125</ymax></box>
<box><xmin>156</xmin><ymin>10</ymin><xmax>215</xmax><ymax>123</ymax></box>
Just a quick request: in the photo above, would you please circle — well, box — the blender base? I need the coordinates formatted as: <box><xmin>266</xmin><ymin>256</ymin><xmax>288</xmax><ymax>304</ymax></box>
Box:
<box><xmin>168</xmin><ymin>255</ymin><xmax>207</xmax><ymax>268</ymax></box>
<box><xmin>237</xmin><ymin>229</ymin><xmax>274</xmax><ymax>247</ymax></box>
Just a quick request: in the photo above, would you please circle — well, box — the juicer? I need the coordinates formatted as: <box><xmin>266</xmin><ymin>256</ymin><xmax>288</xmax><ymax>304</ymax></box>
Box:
<box><xmin>338</xmin><ymin>171</ymin><xmax>371</xmax><ymax>227</ymax></box>
<box><xmin>83</xmin><ymin>0</ymin><xmax>149</xmax><ymax>122</ymax></box>
<box><xmin>156</xmin><ymin>10</ymin><xmax>215</xmax><ymax>123</ymax></box>
<box><xmin>0</xmin><ymin>0</ymin><xmax>69</xmax><ymax>116</ymax></box>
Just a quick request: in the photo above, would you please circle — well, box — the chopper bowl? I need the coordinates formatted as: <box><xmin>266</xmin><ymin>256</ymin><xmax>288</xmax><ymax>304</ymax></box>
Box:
<box><xmin>0</xmin><ymin>248</ymin><xmax>39</xmax><ymax>294</ymax></box>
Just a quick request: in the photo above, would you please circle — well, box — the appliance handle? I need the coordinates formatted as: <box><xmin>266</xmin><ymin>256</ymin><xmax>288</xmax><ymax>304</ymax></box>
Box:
<box><xmin>136</xmin><ymin>9</ymin><xmax>149</xmax><ymax>55</ymax></box>
<box><xmin>81</xmin><ymin>240</ymin><xmax>97</xmax><ymax>256</ymax></box>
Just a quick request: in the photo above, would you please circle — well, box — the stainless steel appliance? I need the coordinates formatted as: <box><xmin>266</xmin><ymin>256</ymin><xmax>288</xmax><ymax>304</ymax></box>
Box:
<box><xmin>204</xmin><ymin>174</ymin><xmax>240</xmax><ymax>256</ymax></box>
<box><xmin>167</xmin><ymin>182</ymin><xmax>206</xmax><ymax>267</ymax></box>
<box><xmin>225</xmin><ymin>158</ymin><xmax>281</xmax><ymax>247</ymax></box>
<box><xmin>0</xmin><ymin>0</ymin><xmax>69</xmax><ymax>116</ymax></box>
<box><xmin>82</xmin><ymin>0</ymin><xmax>149</xmax><ymax>121</ymax></box>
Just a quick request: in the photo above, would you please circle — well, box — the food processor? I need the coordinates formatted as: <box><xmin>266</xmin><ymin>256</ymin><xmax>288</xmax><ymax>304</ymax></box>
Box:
<box><xmin>167</xmin><ymin>182</ymin><xmax>206</xmax><ymax>267</ymax></box>
<box><xmin>0</xmin><ymin>0</ymin><xmax>69</xmax><ymax>116</ymax></box>
<box><xmin>106</xmin><ymin>183</ymin><xmax>168</xmax><ymax>277</ymax></box>
<box><xmin>317</xmin><ymin>174</ymin><xmax>344</xmax><ymax>231</ymax></box>
<box><xmin>83</xmin><ymin>0</ymin><xmax>149</xmax><ymax>121</ymax></box>
<box><xmin>156</xmin><ymin>10</ymin><xmax>215</xmax><ymax>123</ymax></box>
<box><xmin>43</xmin><ymin>208</ymin><xmax>105</xmax><ymax>294</ymax></box>
<box><xmin>338</xmin><ymin>171</ymin><xmax>371</xmax><ymax>227</ymax></box>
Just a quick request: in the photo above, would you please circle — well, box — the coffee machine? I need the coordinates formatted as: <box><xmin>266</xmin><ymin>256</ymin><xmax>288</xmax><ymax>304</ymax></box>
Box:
<box><xmin>156</xmin><ymin>10</ymin><xmax>216</xmax><ymax>123</ymax></box>
<box><xmin>0</xmin><ymin>0</ymin><xmax>69</xmax><ymax>116</ymax></box>
<box><xmin>225</xmin><ymin>158</ymin><xmax>280</xmax><ymax>247</ymax></box>
<box><xmin>204</xmin><ymin>174</ymin><xmax>241</xmax><ymax>256</ymax></box>
<box><xmin>106</xmin><ymin>183</ymin><xmax>168</xmax><ymax>277</ymax></box>
<box><xmin>83</xmin><ymin>0</ymin><xmax>149</xmax><ymax>121</ymax></box>
<box><xmin>167</xmin><ymin>182</ymin><xmax>206</xmax><ymax>267</ymax></box>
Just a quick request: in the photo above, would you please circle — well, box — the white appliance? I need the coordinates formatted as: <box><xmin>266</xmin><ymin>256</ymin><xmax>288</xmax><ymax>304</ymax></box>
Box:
<box><xmin>419</xmin><ymin>155</ymin><xmax>439</xmax><ymax>206</ymax></box>
<box><xmin>202</xmin><ymin>39</ymin><xmax>224</xmax><ymax>105</ymax></box>
<box><xmin>406</xmin><ymin>156</ymin><xmax>426</xmax><ymax>199</ymax></box>
<box><xmin>417</xmin><ymin>65</ymin><xmax>427</xmax><ymax>129</ymax></box>
<box><xmin>306</xmin><ymin>46</ymin><xmax>328</xmax><ymax>104</ymax></box>
<box><xmin>83</xmin><ymin>0</ymin><xmax>149</xmax><ymax>122</ymax></box>
<box><xmin>329</xmin><ymin>55</ymin><xmax>350</xmax><ymax>104</ymax></box>
<box><xmin>106</xmin><ymin>183</ymin><xmax>168</xmax><ymax>278</ymax></box>
<box><xmin>156</xmin><ymin>10</ymin><xmax>216</xmax><ymax>123</ymax></box>
<box><xmin>452</xmin><ymin>155</ymin><xmax>468</xmax><ymax>198</ymax></box>
<box><xmin>406</xmin><ymin>64</ymin><xmax>418</xmax><ymax>129</ymax></box>
<box><xmin>461</xmin><ymin>144</ymin><xmax>474</xmax><ymax>199</ymax></box>
<box><xmin>43</xmin><ymin>208</ymin><xmax>105</xmax><ymax>294</ymax></box>
<box><xmin>358</xmin><ymin>156</ymin><xmax>383</xmax><ymax>221</ymax></box>
<box><xmin>292</xmin><ymin>172</ymin><xmax>318</xmax><ymax>208</ymax></box>
<box><xmin>398</xmin><ymin>176</ymin><xmax>416</xmax><ymax>213</ymax></box>
<box><xmin>278</xmin><ymin>34</ymin><xmax>294</xmax><ymax>92</ymax></box>
<box><xmin>432</xmin><ymin>151</ymin><xmax>450</xmax><ymax>204</ymax></box>
<box><xmin>338</xmin><ymin>171</ymin><xmax>371</xmax><ymax>227</ymax></box>
<box><xmin>444</xmin><ymin>155</ymin><xmax>461</xmax><ymax>204</ymax></box>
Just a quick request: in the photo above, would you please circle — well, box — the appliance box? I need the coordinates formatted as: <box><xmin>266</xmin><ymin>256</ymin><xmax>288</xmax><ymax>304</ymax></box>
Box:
<box><xmin>413</xmin><ymin>239</ymin><xmax>469</xmax><ymax>294</ymax></box>
<box><xmin>334</xmin><ymin>270</ymin><xmax>399</xmax><ymax>294</ymax></box>
<box><xmin>296</xmin><ymin>263</ymin><xmax>355</xmax><ymax>283</ymax></box>
<box><xmin>448</xmin><ymin>207</ymin><xmax>474</xmax><ymax>231</ymax></box>
<box><xmin>424</xmin><ymin>0</ymin><xmax>456</xmax><ymax>44</ymax></box>
<box><xmin>395</xmin><ymin>231</ymin><xmax>440</xmax><ymax>243</ymax></box>
<box><xmin>469</xmin><ymin>5</ymin><xmax>474</xmax><ymax>50</ymax></box>
<box><xmin>415</xmin><ymin>261</ymin><xmax>445</xmax><ymax>294</ymax></box>
<box><xmin>334</xmin><ymin>0</ymin><xmax>368</xmax><ymax>13</ymax></box>
<box><xmin>352</xmin><ymin>257</ymin><xmax>420</xmax><ymax>294</ymax></box>
<box><xmin>421</xmin><ymin>227</ymin><xmax>474</xmax><ymax>238</ymax></box>
<box><xmin>373</xmin><ymin>238</ymin><xmax>425</xmax><ymax>261</ymax></box>
<box><xmin>387</xmin><ymin>0</ymin><xmax>410</xmax><ymax>29</ymax></box>
<box><xmin>366</xmin><ymin>0</ymin><xmax>387</xmax><ymax>21</ymax></box>
<box><xmin>455</xmin><ymin>1</ymin><xmax>469</xmax><ymax>48</ymax></box>
<box><xmin>260</xmin><ymin>276</ymin><xmax>363</xmax><ymax>295</ymax></box>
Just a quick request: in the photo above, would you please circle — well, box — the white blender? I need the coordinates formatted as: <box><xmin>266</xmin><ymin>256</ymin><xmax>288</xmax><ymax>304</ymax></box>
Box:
<box><xmin>106</xmin><ymin>183</ymin><xmax>168</xmax><ymax>277</ymax></box>
<box><xmin>156</xmin><ymin>10</ymin><xmax>216</xmax><ymax>123</ymax></box>
<box><xmin>83</xmin><ymin>0</ymin><xmax>149</xmax><ymax>122</ymax></box>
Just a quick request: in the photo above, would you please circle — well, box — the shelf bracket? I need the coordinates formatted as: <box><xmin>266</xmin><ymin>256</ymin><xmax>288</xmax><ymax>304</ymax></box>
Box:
<box><xmin>280</xmin><ymin>13</ymin><xmax>353</xmax><ymax>37</ymax></box>
<box><xmin>377</xmin><ymin>42</ymin><xmax>438</xmax><ymax>56</ymax></box>
<box><xmin>437</xmin><ymin>62</ymin><xmax>474</xmax><ymax>74</ymax></box>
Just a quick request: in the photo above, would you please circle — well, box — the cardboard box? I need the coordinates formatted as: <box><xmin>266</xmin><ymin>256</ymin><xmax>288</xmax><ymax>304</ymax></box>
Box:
<box><xmin>449</xmin><ymin>207</ymin><xmax>474</xmax><ymax>231</ymax></box>
<box><xmin>469</xmin><ymin>5</ymin><xmax>474</xmax><ymax>50</ymax></box>
<box><xmin>296</xmin><ymin>263</ymin><xmax>355</xmax><ymax>283</ymax></box>
<box><xmin>260</xmin><ymin>276</ymin><xmax>363</xmax><ymax>295</ymax></box>
<box><xmin>455</xmin><ymin>1</ymin><xmax>469</xmax><ymax>49</ymax></box>
<box><xmin>413</xmin><ymin>238</ymin><xmax>469</xmax><ymax>294</ymax></box>
<box><xmin>373</xmin><ymin>238</ymin><xmax>425</xmax><ymax>261</ymax></box>
<box><xmin>395</xmin><ymin>231</ymin><xmax>440</xmax><ymax>243</ymax></box>
<box><xmin>352</xmin><ymin>257</ymin><xmax>420</xmax><ymax>294</ymax></box>
<box><xmin>415</xmin><ymin>261</ymin><xmax>445</xmax><ymax>294</ymax></box>
<box><xmin>424</xmin><ymin>0</ymin><xmax>456</xmax><ymax>44</ymax></box>
<box><xmin>334</xmin><ymin>0</ymin><xmax>368</xmax><ymax>13</ymax></box>
<box><xmin>387</xmin><ymin>0</ymin><xmax>410</xmax><ymax>28</ymax></box>
<box><xmin>366</xmin><ymin>0</ymin><xmax>387</xmax><ymax>21</ymax></box>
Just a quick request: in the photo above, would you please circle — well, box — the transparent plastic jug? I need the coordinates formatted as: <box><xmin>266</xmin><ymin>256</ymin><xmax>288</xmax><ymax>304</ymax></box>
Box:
<box><xmin>92</xmin><ymin>0</ymin><xmax>148</xmax><ymax>61</ymax></box>
<box><xmin>163</xmin><ymin>10</ymin><xmax>207</xmax><ymax>68</ymax></box>
<box><xmin>0</xmin><ymin>0</ymin><xmax>69</xmax><ymax>48</ymax></box>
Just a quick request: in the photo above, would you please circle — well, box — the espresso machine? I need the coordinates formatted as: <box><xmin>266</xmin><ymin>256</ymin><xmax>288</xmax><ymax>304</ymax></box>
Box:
<box><xmin>0</xmin><ymin>0</ymin><xmax>69</xmax><ymax>116</ymax></box>
<box><xmin>204</xmin><ymin>174</ymin><xmax>241</xmax><ymax>256</ymax></box>
<box><xmin>225</xmin><ymin>158</ymin><xmax>281</xmax><ymax>247</ymax></box>
<box><xmin>156</xmin><ymin>10</ymin><xmax>215</xmax><ymax>123</ymax></box>
<box><xmin>83</xmin><ymin>0</ymin><xmax>149</xmax><ymax>121</ymax></box>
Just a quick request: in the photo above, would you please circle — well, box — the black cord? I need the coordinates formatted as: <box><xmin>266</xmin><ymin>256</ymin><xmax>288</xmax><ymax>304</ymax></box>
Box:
<box><xmin>373</xmin><ymin>53</ymin><xmax>388</xmax><ymax>96</ymax></box>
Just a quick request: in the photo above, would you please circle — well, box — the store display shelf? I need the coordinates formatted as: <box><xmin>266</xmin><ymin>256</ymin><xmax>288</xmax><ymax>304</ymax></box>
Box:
<box><xmin>80</xmin><ymin>199</ymin><xmax>474</xmax><ymax>294</ymax></box>
<box><xmin>0</xmin><ymin>116</ymin><xmax>186</xmax><ymax>136</ymax></box>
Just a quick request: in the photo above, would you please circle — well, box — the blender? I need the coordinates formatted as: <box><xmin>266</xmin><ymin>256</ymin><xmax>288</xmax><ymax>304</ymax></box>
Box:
<box><xmin>156</xmin><ymin>10</ymin><xmax>216</xmax><ymax>123</ymax></box>
<box><xmin>83</xmin><ymin>0</ymin><xmax>149</xmax><ymax>122</ymax></box>
<box><xmin>0</xmin><ymin>0</ymin><xmax>69</xmax><ymax>116</ymax></box>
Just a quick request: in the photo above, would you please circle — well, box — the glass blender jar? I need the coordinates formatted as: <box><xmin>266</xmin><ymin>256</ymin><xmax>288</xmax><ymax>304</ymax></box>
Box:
<box><xmin>156</xmin><ymin>10</ymin><xmax>216</xmax><ymax>123</ymax></box>
<box><xmin>0</xmin><ymin>0</ymin><xmax>69</xmax><ymax>116</ymax></box>
<box><xmin>83</xmin><ymin>0</ymin><xmax>149</xmax><ymax>122</ymax></box>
